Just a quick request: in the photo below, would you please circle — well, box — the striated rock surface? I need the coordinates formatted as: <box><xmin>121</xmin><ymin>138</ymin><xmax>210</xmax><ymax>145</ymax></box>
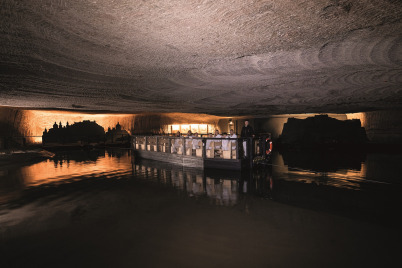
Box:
<box><xmin>0</xmin><ymin>0</ymin><xmax>401</xmax><ymax>115</ymax></box>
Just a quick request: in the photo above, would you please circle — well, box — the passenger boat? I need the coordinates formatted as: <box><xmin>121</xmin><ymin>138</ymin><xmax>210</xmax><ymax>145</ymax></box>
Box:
<box><xmin>131</xmin><ymin>135</ymin><xmax>256</xmax><ymax>170</ymax></box>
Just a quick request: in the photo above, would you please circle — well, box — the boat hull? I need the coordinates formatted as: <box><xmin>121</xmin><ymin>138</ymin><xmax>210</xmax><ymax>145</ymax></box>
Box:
<box><xmin>133</xmin><ymin>149</ymin><xmax>245</xmax><ymax>170</ymax></box>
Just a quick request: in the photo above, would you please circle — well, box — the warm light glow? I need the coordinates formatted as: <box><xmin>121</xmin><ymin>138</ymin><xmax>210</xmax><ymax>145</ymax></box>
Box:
<box><xmin>346</xmin><ymin>113</ymin><xmax>366</xmax><ymax>127</ymax></box>
<box><xmin>190</xmin><ymin>124</ymin><xmax>199</xmax><ymax>133</ymax></box>
<box><xmin>23</xmin><ymin>110</ymin><xmax>134</xmax><ymax>142</ymax></box>
<box><xmin>168</xmin><ymin>124</ymin><xmax>214</xmax><ymax>134</ymax></box>
<box><xmin>199</xmin><ymin>124</ymin><xmax>208</xmax><ymax>133</ymax></box>
<box><xmin>181</xmin><ymin>124</ymin><xmax>190</xmax><ymax>132</ymax></box>
<box><xmin>21</xmin><ymin>151</ymin><xmax>132</xmax><ymax>187</ymax></box>
<box><xmin>31</xmin><ymin>137</ymin><xmax>42</xmax><ymax>143</ymax></box>
<box><xmin>11</xmin><ymin>110</ymin><xmax>223</xmax><ymax>143</ymax></box>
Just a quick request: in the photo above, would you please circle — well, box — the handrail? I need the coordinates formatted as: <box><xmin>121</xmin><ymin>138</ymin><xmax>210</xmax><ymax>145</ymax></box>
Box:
<box><xmin>131</xmin><ymin>135</ymin><xmax>255</xmax><ymax>160</ymax></box>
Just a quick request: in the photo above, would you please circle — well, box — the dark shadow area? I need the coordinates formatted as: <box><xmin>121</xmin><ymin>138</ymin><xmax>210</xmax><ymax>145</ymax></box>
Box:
<box><xmin>277</xmin><ymin>114</ymin><xmax>368</xmax><ymax>149</ymax></box>
<box><xmin>0</xmin><ymin>122</ymin><xmax>27</xmax><ymax>149</ymax></box>
<box><xmin>279</xmin><ymin>149</ymin><xmax>366</xmax><ymax>172</ymax></box>
<box><xmin>43</xmin><ymin>120</ymin><xmax>105</xmax><ymax>145</ymax></box>
<box><xmin>50</xmin><ymin>149</ymin><xmax>106</xmax><ymax>165</ymax></box>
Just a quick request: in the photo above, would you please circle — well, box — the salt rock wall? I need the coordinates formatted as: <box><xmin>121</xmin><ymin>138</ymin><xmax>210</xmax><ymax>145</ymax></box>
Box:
<box><xmin>254</xmin><ymin>114</ymin><xmax>348</xmax><ymax>139</ymax></box>
<box><xmin>0</xmin><ymin>107</ymin><xmax>32</xmax><ymax>148</ymax></box>
<box><xmin>0</xmin><ymin>107</ymin><xmax>30</xmax><ymax>137</ymax></box>
<box><xmin>348</xmin><ymin>111</ymin><xmax>402</xmax><ymax>144</ymax></box>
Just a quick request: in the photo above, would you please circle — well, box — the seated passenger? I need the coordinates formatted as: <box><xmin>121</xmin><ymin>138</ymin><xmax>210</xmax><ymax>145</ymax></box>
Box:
<box><xmin>192</xmin><ymin>132</ymin><xmax>200</xmax><ymax>149</ymax></box>
<box><xmin>228</xmin><ymin>129</ymin><xmax>237</xmax><ymax>149</ymax></box>
<box><xmin>229</xmin><ymin>129</ymin><xmax>237</xmax><ymax>138</ymax></box>
<box><xmin>214</xmin><ymin>130</ymin><xmax>222</xmax><ymax>149</ymax></box>
<box><xmin>221</xmin><ymin>132</ymin><xmax>229</xmax><ymax>150</ymax></box>
<box><xmin>206</xmin><ymin>133</ymin><xmax>213</xmax><ymax>149</ymax></box>
<box><xmin>171</xmin><ymin>131</ymin><xmax>181</xmax><ymax>153</ymax></box>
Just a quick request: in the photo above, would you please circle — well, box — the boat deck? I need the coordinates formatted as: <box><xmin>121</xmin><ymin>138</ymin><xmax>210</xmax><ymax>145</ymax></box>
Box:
<box><xmin>131</xmin><ymin>135</ymin><xmax>253</xmax><ymax>170</ymax></box>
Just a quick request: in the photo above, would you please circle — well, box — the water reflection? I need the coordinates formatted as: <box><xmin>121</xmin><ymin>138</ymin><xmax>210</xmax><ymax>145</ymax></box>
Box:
<box><xmin>272</xmin><ymin>150</ymin><xmax>397</xmax><ymax>190</ymax></box>
<box><xmin>0</xmin><ymin>149</ymin><xmax>133</xmax><ymax>203</ymax></box>
<box><xmin>22</xmin><ymin>149</ymin><xmax>132</xmax><ymax>187</ymax></box>
<box><xmin>0</xmin><ymin>148</ymin><xmax>401</xmax><ymax>225</ymax></box>
<box><xmin>279</xmin><ymin>149</ymin><xmax>366</xmax><ymax>172</ymax></box>
<box><xmin>132</xmin><ymin>160</ymin><xmax>240</xmax><ymax>206</ymax></box>
<box><xmin>130</xmin><ymin>154</ymin><xmax>401</xmax><ymax>226</ymax></box>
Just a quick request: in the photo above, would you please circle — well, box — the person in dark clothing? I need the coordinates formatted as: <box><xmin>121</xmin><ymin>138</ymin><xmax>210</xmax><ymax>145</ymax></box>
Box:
<box><xmin>241</xmin><ymin>120</ymin><xmax>254</xmax><ymax>157</ymax></box>
<box><xmin>241</xmin><ymin>120</ymin><xmax>255</xmax><ymax>138</ymax></box>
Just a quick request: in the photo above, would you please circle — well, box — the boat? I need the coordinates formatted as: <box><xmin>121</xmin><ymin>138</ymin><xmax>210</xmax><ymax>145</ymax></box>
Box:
<box><xmin>131</xmin><ymin>135</ymin><xmax>255</xmax><ymax>170</ymax></box>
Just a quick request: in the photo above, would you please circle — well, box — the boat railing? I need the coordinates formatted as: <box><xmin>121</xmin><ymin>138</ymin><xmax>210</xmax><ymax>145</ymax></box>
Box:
<box><xmin>131</xmin><ymin>135</ymin><xmax>256</xmax><ymax>160</ymax></box>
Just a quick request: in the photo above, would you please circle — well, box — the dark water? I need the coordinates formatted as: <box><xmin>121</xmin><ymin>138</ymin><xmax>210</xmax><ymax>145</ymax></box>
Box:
<box><xmin>0</xmin><ymin>148</ymin><xmax>401</xmax><ymax>267</ymax></box>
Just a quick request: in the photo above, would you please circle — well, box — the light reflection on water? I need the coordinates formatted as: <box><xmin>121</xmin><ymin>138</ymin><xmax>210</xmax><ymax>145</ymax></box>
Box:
<box><xmin>21</xmin><ymin>152</ymin><xmax>133</xmax><ymax>187</ymax></box>
<box><xmin>271</xmin><ymin>151</ymin><xmax>399</xmax><ymax>190</ymax></box>
<box><xmin>0</xmin><ymin>148</ymin><xmax>401</xmax><ymax>219</ymax></box>
<box><xmin>0</xmin><ymin>149</ymin><xmax>133</xmax><ymax>204</ymax></box>
<box><xmin>273</xmin><ymin>161</ymin><xmax>368</xmax><ymax>190</ymax></box>
<box><xmin>132</xmin><ymin>163</ymin><xmax>239</xmax><ymax>206</ymax></box>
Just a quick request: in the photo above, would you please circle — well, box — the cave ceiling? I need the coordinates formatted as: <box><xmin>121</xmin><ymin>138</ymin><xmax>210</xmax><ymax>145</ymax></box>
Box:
<box><xmin>1</xmin><ymin>0</ymin><xmax>402</xmax><ymax>116</ymax></box>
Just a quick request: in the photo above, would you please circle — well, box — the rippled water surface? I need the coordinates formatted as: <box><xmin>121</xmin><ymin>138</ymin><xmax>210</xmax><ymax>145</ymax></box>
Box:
<box><xmin>0</xmin><ymin>148</ymin><xmax>401</xmax><ymax>267</ymax></box>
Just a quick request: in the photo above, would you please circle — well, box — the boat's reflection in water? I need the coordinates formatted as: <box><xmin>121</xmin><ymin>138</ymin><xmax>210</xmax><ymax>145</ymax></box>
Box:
<box><xmin>132</xmin><ymin>149</ymin><xmax>401</xmax><ymax>225</ymax></box>
<box><xmin>133</xmin><ymin>157</ymin><xmax>277</xmax><ymax>207</ymax></box>
<box><xmin>1</xmin><ymin>148</ymin><xmax>401</xmax><ymax>226</ymax></box>
<box><xmin>132</xmin><ymin>160</ymin><xmax>242</xmax><ymax>206</ymax></box>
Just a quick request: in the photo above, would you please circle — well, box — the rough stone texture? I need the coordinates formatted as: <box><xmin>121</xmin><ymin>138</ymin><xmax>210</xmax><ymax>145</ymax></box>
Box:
<box><xmin>1</xmin><ymin>0</ymin><xmax>402</xmax><ymax>115</ymax></box>
<box><xmin>347</xmin><ymin>110</ymin><xmax>402</xmax><ymax>143</ymax></box>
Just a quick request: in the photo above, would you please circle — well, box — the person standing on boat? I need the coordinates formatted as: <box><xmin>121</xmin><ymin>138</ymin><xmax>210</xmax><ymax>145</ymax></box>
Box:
<box><xmin>241</xmin><ymin>120</ymin><xmax>254</xmax><ymax>157</ymax></box>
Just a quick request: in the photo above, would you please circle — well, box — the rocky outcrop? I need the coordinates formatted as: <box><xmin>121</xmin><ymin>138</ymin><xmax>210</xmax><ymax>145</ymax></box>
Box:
<box><xmin>278</xmin><ymin>115</ymin><xmax>367</xmax><ymax>148</ymax></box>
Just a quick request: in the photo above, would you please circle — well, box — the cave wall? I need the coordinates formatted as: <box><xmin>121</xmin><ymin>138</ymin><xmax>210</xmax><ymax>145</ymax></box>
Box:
<box><xmin>0</xmin><ymin>107</ymin><xmax>31</xmax><ymax>148</ymax></box>
<box><xmin>2</xmin><ymin>106</ymin><xmax>401</xmax><ymax>147</ymax></box>
<box><xmin>98</xmin><ymin>111</ymin><xmax>402</xmax><ymax>143</ymax></box>
<box><xmin>131</xmin><ymin>113</ymin><xmax>221</xmax><ymax>135</ymax></box>
<box><xmin>217</xmin><ymin>118</ymin><xmax>252</xmax><ymax>135</ymax></box>
<box><xmin>254</xmin><ymin>111</ymin><xmax>402</xmax><ymax>144</ymax></box>
<box><xmin>347</xmin><ymin>110</ymin><xmax>402</xmax><ymax>144</ymax></box>
<box><xmin>254</xmin><ymin>114</ymin><xmax>348</xmax><ymax>139</ymax></box>
<box><xmin>0</xmin><ymin>107</ymin><xmax>30</xmax><ymax>136</ymax></box>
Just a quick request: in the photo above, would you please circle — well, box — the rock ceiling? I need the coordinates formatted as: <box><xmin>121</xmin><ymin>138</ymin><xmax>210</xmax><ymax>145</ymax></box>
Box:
<box><xmin>1</xmin><ymin>0</ymin><xmax>401</xmax><ymax>116</ymax></box>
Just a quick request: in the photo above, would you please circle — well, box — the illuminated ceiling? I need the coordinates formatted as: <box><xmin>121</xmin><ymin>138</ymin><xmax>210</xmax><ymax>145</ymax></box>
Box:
<box><xmin>1</xmin><ymin>0</ymin><xmax>401</xmax><ymax>116</ymax></box>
